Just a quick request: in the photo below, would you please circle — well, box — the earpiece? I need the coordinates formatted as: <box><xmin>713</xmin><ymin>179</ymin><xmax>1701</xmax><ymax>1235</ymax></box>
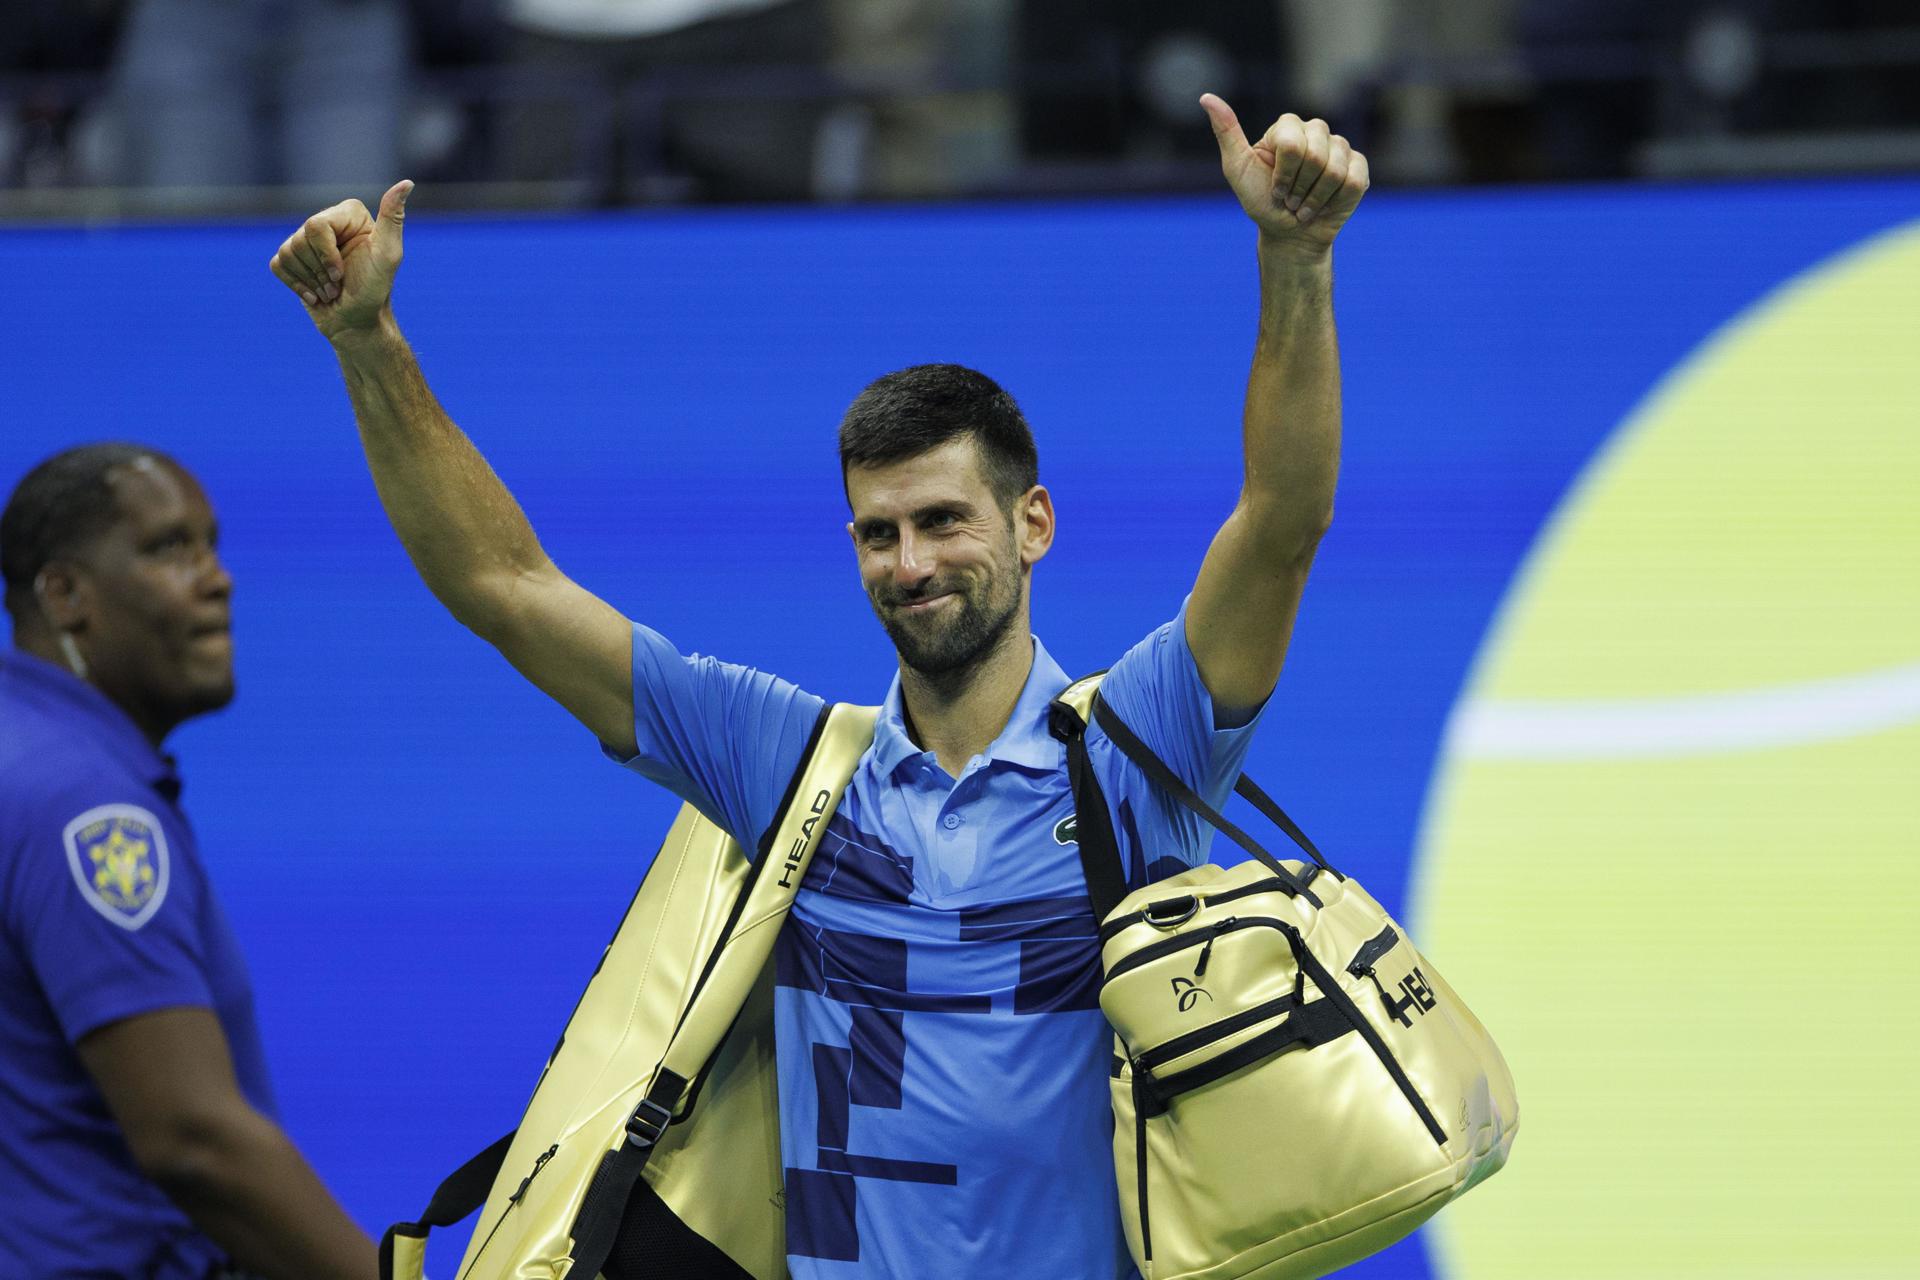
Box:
<box><xmin>31</xmin><ymin>568</ymin><xmax>90</xmax><ymax>681</ymax></box>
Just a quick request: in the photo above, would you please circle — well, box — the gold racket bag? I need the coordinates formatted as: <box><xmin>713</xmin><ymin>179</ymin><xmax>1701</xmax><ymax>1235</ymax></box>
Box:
<box><xmin>381</xmin><ymin>702</ymin><xmax>877</xmax><ymax>1280</ymax></box>
<box><xmin>1050</xmin><ymin>678</ymin><xmax>1517</xmax><ymax>1280</ymax></box>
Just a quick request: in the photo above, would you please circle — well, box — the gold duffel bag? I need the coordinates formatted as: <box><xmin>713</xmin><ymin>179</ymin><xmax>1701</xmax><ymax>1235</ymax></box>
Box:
<box><xmin>1050</xmin><ymin>679</ymin><xmax>1517</xmax><ymax>1280</ymax></box>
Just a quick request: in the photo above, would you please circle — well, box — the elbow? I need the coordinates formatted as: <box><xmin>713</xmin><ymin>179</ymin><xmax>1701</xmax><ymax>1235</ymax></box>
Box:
<box><xmin>444</xmin><ymin>560</ymin><xmax>553</xmax><ymax>645</ymax></box>
<box><xmin>1242</xmin><ymin>494</ymin><xmax>1334</xmax><ymax>564</ymax></box>
<box><xmin>130</xmin><ymin>1105</ymin><xmax>257</xmax><ymax>1203</ymax></box>
<box><xmin>1305</xmin><ymin>499</ymin><xmax>1335</xmax><ymax>544</ymax></box>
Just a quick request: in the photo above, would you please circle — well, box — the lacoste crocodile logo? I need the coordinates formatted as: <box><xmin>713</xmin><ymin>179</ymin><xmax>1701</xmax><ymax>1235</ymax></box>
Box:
<box><xmin>1053</xmin><ymin>813</ymin><xmax>1078</xmax><ymax>845</ymax></box>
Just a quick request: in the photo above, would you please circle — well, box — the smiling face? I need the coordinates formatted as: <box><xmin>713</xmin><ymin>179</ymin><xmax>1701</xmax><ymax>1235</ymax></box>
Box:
<box><xmin>847</xmin><ymin>436</ymin><xmax>1053</xmax><ymax>682</ymax></box>
<box><xmin>45</xmin><ymin>457</ymin><xmax>235</xmax><ymax>741</ymax></box>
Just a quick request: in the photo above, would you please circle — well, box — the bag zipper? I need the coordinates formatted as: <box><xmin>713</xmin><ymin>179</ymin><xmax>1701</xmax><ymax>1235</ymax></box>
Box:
<box><xmin>1192</xmin><ymin>930</ymin><xmax>1218</xmax><ymax>978</ymax></box>
<box><xmin>1099</xmin><ymin>872</ymin><xmax>1313</xmax><ymax>942</ymax></box>
<box><xmin>1132</xmin><ymin>1068</ymin><xmax>1154</xmax><ymax>1265</ymax></box>
<box><xmin>1347</xmin><ymin>924</ymin><xmax>1436</xmax><ymax>1026</ymax></box>
<box><xmin>1134</xmin><ymin>990</ymin><xmax>1299</xmax><ymax>1072</ymax></box>
<box><xmin>458</xmin><ymin>1144</ymin><xmax>558</xmax><ymax>1279</ymax></box>
<box><xmin>1103</xmin><ymin>915</ymin><xmax>1282</xmax><ymax>983</ymax></box>
<box><xmin>1346</xmin><ymin>924</ymin><xmax>1399</xmax><ymax>978</ymax></box>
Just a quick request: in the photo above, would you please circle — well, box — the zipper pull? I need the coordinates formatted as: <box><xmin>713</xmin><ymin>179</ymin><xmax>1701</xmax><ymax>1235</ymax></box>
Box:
<box><xmin>508</xmin><ymin>1144</ymin><xmax>559</xmax><ymax>1205</ymax></box>
<box><xmin>1194</xmin><ymin>917</ymin><xmax>1233</xmax><ymax>979</ymax></box>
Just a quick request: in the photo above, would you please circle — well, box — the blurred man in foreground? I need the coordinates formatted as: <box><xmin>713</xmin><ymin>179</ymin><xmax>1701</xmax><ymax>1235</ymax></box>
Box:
<box><xmin>0</xmin><ymin>444</ymin><xmax>376</xmax><ymax>1279</ymax></box>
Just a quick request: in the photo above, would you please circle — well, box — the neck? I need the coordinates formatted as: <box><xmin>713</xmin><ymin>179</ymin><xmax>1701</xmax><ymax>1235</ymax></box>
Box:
<box><xmin>17</xmin><ymin>633</ymin><xmax>174</xmax><ymax>747</ymax></box>
<box><xmin>897</xmin><ymin>621</ymin><xmax>1035</xmax><ymax>778</ymax></box>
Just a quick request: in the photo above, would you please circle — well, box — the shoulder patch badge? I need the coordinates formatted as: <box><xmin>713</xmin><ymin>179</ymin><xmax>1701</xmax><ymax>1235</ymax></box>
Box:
<box><xmin>63</xmin><ymin>804</ymin><xmax>171</xmax><ymax>931</ymax></box>
<box><xmin>1053</xmin><ymin>813</ymin><xmax>1078</xmax><ymax>845</ymax></box>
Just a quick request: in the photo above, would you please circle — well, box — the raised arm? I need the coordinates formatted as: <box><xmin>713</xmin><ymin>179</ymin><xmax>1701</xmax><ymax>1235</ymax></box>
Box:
<box><xmin>1184</xmin><ymin>96</ymin><xmax>1369</xmax><ymax>723</ymax></box>
<box><xmin>269</xmin><ymin>183</ymin><xmax>638</xmax><ymax>755</ymax></box>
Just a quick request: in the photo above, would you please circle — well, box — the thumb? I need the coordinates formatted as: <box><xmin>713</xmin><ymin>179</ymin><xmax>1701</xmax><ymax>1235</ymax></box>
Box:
<box><xmin>373</xmin><ymin>179</ymin><xmax>414</xmax><ymax>263</ymax></box>
<box><xmin>1199</xmin><ymin>94</ymin><xmax>1249</xmax><ymax>162</ymax></box>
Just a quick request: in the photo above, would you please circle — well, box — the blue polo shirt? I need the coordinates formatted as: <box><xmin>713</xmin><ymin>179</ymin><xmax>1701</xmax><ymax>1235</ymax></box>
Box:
<box><xmin>610</xmin><ymin>603</ymin><xmax>1264</xmax><ymax>1278</ymax></box>
<box><xmin>0</xmin><ymin>649</ymin><xmax>276</xmax><ymax>1279</ymax></box>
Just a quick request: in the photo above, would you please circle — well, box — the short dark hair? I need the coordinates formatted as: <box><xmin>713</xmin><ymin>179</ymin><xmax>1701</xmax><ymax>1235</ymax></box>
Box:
<box><xmin>838</xmin><ymin>364</ymin><xmax>1039</xmax><ymax>507</ymax></box>
<box><xmin>2</xmin><ymin>442</ymin><xmax>170</xmax><ymax>621</ymax></box>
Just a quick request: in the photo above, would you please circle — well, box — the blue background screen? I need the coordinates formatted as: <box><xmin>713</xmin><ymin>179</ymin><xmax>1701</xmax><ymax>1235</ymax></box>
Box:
<box><xmin>4</xmin><ymin>178</ymin><xmax>1915</xmax><ymax>1276</ymax></box>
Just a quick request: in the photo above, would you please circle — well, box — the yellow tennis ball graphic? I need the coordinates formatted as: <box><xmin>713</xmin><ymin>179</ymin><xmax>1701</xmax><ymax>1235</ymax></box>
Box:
<box><xmin>1415</xmin><ymin>219</ymin><xmax>1920</xmax><ymax>1278</ymax></box>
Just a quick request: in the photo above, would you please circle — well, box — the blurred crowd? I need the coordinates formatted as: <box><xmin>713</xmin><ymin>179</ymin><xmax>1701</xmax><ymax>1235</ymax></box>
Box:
<box><xmin>3</xmin><ymin>0</ymin><xmax>1918</xmax><ymax>209</ymax></box>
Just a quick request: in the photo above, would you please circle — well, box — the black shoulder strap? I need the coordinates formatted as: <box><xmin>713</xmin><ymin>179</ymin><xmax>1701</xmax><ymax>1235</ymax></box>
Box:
<box><xmin>1047</xmin><ymin>694</ymin><xmax>1133</xmax><ymax>922</ymax></box>
<box><xmin>1089</xmin><ymin>693</ymin><xmax>1330</xmax><ymax>904</ymax></box>
<box><xmin>1048</xmin><ymin>675</ymin><xmax>1339</xmax><ymax>922</ymax></box>
<box><xmin>1231</xmin><ymin>772</ymin><xmax>1340</xmax><ymax>880</ymax></box>
<box><xmin>379</xmin><ymin>1129</ymin><xmax>516</xmax><ymax>1276</ymax></box>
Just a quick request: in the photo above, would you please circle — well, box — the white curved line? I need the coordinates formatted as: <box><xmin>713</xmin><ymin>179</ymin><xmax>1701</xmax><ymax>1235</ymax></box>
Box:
<box><xmin>1448</xmin><ymin>661</ymin><xmax>1920</xmax><ymax>760</ymax></box>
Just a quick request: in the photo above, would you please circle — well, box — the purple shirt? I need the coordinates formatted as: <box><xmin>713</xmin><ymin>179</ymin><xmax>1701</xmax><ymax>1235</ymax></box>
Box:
<box><xmin>0</xmin><ymin>649</ymin><xmax>275</xmax><ymax>1279</ymax></box>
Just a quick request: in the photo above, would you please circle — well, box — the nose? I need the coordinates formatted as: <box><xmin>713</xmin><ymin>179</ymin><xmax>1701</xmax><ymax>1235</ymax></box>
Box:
<box><xmin>199</xmin><ymin>548</ymin><xmax>233</xmax><ymax>600</ymax></box>
<box><xmin>890</xmin><ymin>528</ymin><xmax>936</xmax><ymax>592</ymax></box>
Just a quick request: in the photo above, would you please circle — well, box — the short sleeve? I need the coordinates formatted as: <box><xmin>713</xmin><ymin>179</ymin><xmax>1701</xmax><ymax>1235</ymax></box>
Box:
<box><xmin>1095</xmin><ymin>596</ymin><xmax>1270</xmax><ymax>812</ymax></box>
<box><xmin>602</xmin><ymin>623</ymin><xmax>828</xmax><ymax>853</ymax></box>
<box><xmin>2</xmin><ymin>788</ymin><xmax>213</xmax><ymax>1043</ymax></box>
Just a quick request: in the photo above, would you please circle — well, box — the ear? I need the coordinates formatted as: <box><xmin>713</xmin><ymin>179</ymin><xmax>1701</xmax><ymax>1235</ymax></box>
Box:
<box><xmin>1016</xmin><ymin>485</ymin><xmax>1055</xmax><ymax>567</ymax></box>
<box><xmin>32</xmin><ymin>562</ymin><xmax>91</xmax><ymax>633</ymax></box>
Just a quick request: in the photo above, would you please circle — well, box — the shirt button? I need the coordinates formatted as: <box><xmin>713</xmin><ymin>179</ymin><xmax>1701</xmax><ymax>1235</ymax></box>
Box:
<box><xmin>942</xmin><ymin>813</ymin><xmax>962</xmax><ymax>830</ymax></box>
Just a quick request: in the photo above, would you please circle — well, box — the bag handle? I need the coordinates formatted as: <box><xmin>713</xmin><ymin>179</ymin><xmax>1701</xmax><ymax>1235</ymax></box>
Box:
<box><xmin>378</xmin><ymin>1129</ymin><xmax>516</xmax><ymax>1279</ymax></box>
<box><xmin>1231</xmin><ymin>772</ymin><xmax>1341</xmax><ymax>881</ymax></box>
<box><xmin>1047</xmin><ymin>673</ymin><xmax>1337</xmax><ymax>920</ymax></box>
<box><xmin>1088</xmin><ymin>693</ymin><xmax>1327</xmax><ymax>904</ymax></box>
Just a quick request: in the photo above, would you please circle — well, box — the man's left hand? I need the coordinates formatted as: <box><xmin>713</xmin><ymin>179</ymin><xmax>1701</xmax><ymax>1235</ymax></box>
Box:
<box><xmin>1201</xmin><ymin>95</ymin><xmax>1369</xmax><ymax>255</ymax></box>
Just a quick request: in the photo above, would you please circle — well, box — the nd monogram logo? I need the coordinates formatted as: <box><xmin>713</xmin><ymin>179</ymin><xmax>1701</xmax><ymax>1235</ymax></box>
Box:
<box><xmin>1381</xmin><ymin>966</ymin><xmax>1438</xmax><ymax>1028</ymax></box>
<box><xmin>1171</xmin><ymin>976</ymin><xmax>1212</xmax><ymax>1013</ymax></box>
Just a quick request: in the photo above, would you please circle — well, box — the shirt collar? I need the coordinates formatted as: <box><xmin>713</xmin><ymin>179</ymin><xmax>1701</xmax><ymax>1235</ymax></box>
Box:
<box><xmin>870</xmin><ymin>634</ymin><xmax>1072</xmax><ymax>777</ymax></box>
<box><xmin>1</xmin><ymin>648</ymin><xmax>181</xmax><ymax>796</ymax></box>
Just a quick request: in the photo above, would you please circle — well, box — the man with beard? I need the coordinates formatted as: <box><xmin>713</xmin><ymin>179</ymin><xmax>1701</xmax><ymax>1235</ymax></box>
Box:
<box><xmin>273</xmin><ymin>94</ymin><xmax>1365</xmax><ymax>1278</ymax></box>
<box><xmin>0</xmin><ymin>446</ymin><xmax>377</xmax><ymax>1279</ymax></box>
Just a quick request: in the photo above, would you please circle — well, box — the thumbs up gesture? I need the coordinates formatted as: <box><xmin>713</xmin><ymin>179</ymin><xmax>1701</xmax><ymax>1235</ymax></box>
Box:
<box><xmin>1200</xmin><ymin>97</ymin><xmax>1368</xmax><ymax>256</ymax></box>
<box><xmin>269</xmin><ymin>179</ymin><xmax>414</xmax><ymax>342</ymax></box>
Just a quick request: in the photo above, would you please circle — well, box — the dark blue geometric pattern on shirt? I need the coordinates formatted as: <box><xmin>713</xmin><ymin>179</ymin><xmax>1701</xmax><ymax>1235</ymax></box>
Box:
<box><xmin>782</xmin><ymin>928</ymin><xmax>971</xmax><ymax>1262</ymax></box>
<box><xmin>779</xmin><ymin>870</ymin><xmax>1133</xmax><ymax>1259</ymax></box>
<box><xmin>785</xmin><ymin>1168</ymin><xmax>859</xmax><ymax>1262</ymax></box>
<box><xmin>777</xmin><ymin>924</ymin><xmax>993</xmax><ymax>1014</ymax></box>
<box><xmin>812</xmin><ymin>1038</ymin><xmax>953</xmax><ymax>1184</ymax></box>
<box><xmin>801</xmin><ymin>813</ymin><xmax>914</xmax><ymax>904</ymax></box>
<box><xmin>957</xmin><ymin>896</ymin><xmax>1102</xmax><ymax>1013</ymax></box>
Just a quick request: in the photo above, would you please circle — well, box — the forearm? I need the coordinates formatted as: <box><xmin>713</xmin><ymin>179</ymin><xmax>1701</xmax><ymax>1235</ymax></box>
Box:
<box><xmin>150</xmin><ymin>1107</ymin><xmax>375</xmax><ymax>1280</ymax></box>
<box><xmin>331</xmin><ymin>310</ymin><xmax>551</xmax><ymax>636</ymax></box>
<box><xmin>1240</xmin><ymin>239</ymin><xmax>1341</xmax><ymax>553</ymax></box>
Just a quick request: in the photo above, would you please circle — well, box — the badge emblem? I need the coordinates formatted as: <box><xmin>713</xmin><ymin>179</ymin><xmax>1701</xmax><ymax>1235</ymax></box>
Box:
<box><xmin>63</xmin><ymin>804</ymin><xmax>170</xmax><ymax>930</ymax></box>
<box><xmin>1053</xmin><ymin>813</ymin><xmax>1078</xmax><ymax>845</ymax></box>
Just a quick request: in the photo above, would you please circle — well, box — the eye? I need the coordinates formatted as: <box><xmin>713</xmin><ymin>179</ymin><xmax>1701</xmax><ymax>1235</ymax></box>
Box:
<box><xmin>146</xmin><ymin>527</ymin><xmax>208</xmax><ymax>560</ymax></box>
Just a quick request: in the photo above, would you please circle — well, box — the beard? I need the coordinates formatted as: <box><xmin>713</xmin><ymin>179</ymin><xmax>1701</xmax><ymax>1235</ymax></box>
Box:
<box><xmin>870</xmin><ymin>567</ymin><xmax>1022</xmax><ymax>682</ymax></box>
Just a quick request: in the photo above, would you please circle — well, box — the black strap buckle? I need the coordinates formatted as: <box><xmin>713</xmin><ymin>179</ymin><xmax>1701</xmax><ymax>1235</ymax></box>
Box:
<box><xmin>625</xmin><ymin>1097</ymin><xmax>674</xmax><ymax>1148</ymax></box>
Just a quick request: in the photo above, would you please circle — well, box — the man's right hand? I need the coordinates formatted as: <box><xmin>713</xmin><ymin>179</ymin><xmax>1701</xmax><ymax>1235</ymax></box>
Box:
<box><xmin>269</xmin><ymin>179</ymin><xmax>413</xmax><ymax>343</ymax></box>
